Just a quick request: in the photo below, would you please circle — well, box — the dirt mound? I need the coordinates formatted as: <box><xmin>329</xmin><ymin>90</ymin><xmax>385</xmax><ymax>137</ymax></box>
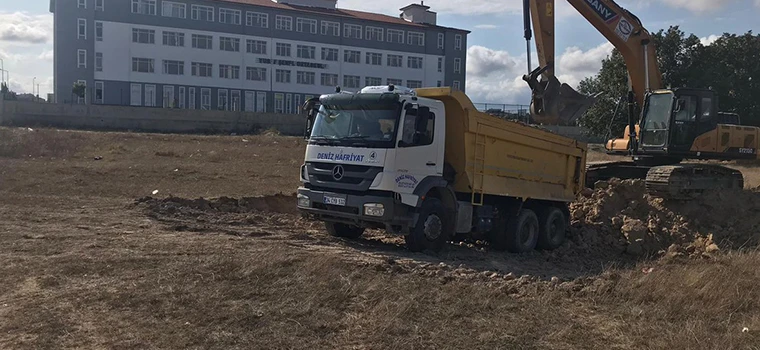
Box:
<box><xmin>569</xmin><ymin>178</ymin><xmax>760</xmax><ymax>259</ymax></box>
<box><xmin>136</xmin><ymin>193</ymin><xmax>298</xmax><ymax>216</ymax></box>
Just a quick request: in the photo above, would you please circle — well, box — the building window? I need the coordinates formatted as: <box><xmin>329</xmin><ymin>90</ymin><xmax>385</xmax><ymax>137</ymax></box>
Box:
<box><xmin>343</xmin><ymin>75</ymin><xmax>360</xmax><ymax>89</ymax></box>
<box><xmin>132</xmin><ymin>57</ymin><xmax>154</xmax><ymax>73</ymax></box>
<box><xmin>191</xmin><ymin>5</ymin><xmax>213</xmax><ymax>21</ymax></box>
<box><xmin>285</xmin><ymin>93</ymin><xmax>293</xmax><ymax>114</ymax></box>
<box><xmin>200</xmin><ymin>88</ymin><xmax>211</xmax><ymax>110</ymax></box>
<box><xmin>455</xmin><ymin>34</ymin><xmax>462</xmax><ymax>50</ymax></box>
<box><xmin>296</xmin><ymin>45</ymin><xmax>315</xmax><ymax>59</ymax></box>
<box><xmin>365</xmin><ymin>52</ymin><xmax>382</xmax><ymax>66</ymax></box>
<box><xmin>321</xmin><ymin>21</ymin><xmax>339</xmax><ymax>36</ymax></box>
<box><xmin>275</xmin><ymin>15</ymin><xmax>292</xmax><ymax>30</ymax></box>
<box><xmin>275</xmin><ymin>43</ymin><xmax>291</xmax><ymax>57</ymax></box>
<box><xmin>163</xmin><ymin>31</ymin><xmax>184</xmax><ymax>46</ymax></box>
<box><xmin>344</xmin><ymin>50</ymin><xmax>360</xmax><ymax>63</ymax></box>
<box><xmin>454</xmin><ymin>58</ymin><xmax>461</xmax><ymax>73</ymax></box>
<box><xmin>387</xmin><ymin>54</ymin><xmax>402</xmax><ymax>67</ymax></box>
<box><xmin>188</xmin><ymin>87</ymin><xmax>196</xmax><ymax>109</ymax></box>
<box><xmin>344</xmin><ymin>24</ymin><xmax>362</xmax><ymax>39</ymax></box>
<box><xmin>95</xmin><ymin>52</ymin><xmax>103</xmax><ymax>72</ymax></box>
<box><xmin>437</xmin><ymin>80</ymin><xmax>442</xmax><ymax>87</ymax></box>
<box><xmin>77</xmin><ymin>80</ymin><xmax>87</xmax><ymax>104</ymax></box>
<box><xmin>191</xmin><ymin>34</ymin><xmax>213</xmax><ymax>49</ymax></box>
<box><xmin>408</xmin><ymin>56</ymin><xmax>423</xmax><ymax>69</ymax></box>
<box><xmin>219</xmin><ymin>8</ymin><xmax>241</xmax><ymax>24</ymax></box>
<box><xmin>219</xmin><ymin>64</ymin><xmax>240</xmax><ymax>79</ymax></box>
<box><xmin>321</xmin><ymin>73</ymin><xmax>338</xmax><ymax>87</ymax></box>
<box><xmin>95</xmin><ymin>21</ymin><xmax>103</xmax><ymax>41</ymax></box>
<box><xmin>144</xmin><ymin>85</ymin><xmax>156</xmax><ymax>106</ymax></box>
<box><xmin>387</xmin><ymin>29</ymin><xmax>404</xmax><ymax>44</ymax></box>
<box><xmin>438</xmin><ymin>57</ymin><xmax>443</xmax><ymax>72</ymax></box>
<box><xmin>321</xmin><ymin>48</ymin><xmax>338</xmax><ymax>61</ymax></box>
<box><xmin>78</xmin><ymin>19</ymin><xmax>86</xmax><ymax>40</ymax></box>
<box><xmin>453</xmin><ymin>80</ymin><xmax>461</xmax><ymax>90</ymax></box>
<box><xmin>77</xmin><ymin>49</ymin><xmax>87</xmax><ymax>68</ymax></box>
<box><xmin>408</xmin><ymin>32</ymin><xmax>425</xmax><ymax>46</ymax></box>
<box><xmin>275</xmin><ymin>69</ymin><xmax>291</xmax><ymax>83</ymax></box>
<box><xmin>231</xmin><ymin>90</ymin><xmax>241</xmax><ymax>111</ymax></box>
<box><xmin>162</xmin><ymin>1</ymin><xmax>186</xmax><ymax>18</ymax></box>
<box><xmin>365</xmin><ymin>77</ymin><xmax>381</xmax><ymax>86</ymax></box>
<box><xmin>219</xmin><ymin>37</ymin><xmax>240</xmax><ymax>52</ymax></box>
<box><xmin>191</xmin><ymin>62</ymin><xmax>213</xmax><ymax>77</ymax></box>
<box><xmin>95</xmin><ymin>0</ymin><xmax>104</xmax><ymax>11</ymax></box>
<box><xmin>387</xmin><ymin>78</ymin><xmax>402</xmax><ymax>86</ymax></box>
<box><xmin>296</xmin><ymin>71</ymin><xmax>315</xmax><ymax>85</ymax></box>
<box><xmin>163</xmin><ymin>60</ymin><xmax>184</xmax><ymax>75</ymax></box>
<box><xmin>132</xmin><ymin>0</ymin><xmax>156</xmax><ymax>15</ymax></box>
<box><xmin>366</xmin><ymin>26</ymin><xmax>383</xmax><ymax>41</ymax></box>
<box><xmin>78</xmin><ymin>0</ymin><xmax>86</xmax><ymax>9</ymax></box>
<box><xmin>218</xmin><ymin>89</ymin><xmax>229</xmax><ymax>110</ymax></box>
<box><xmin>246</xmin><ymin>40</ymin><xmax>267</xmax><ymax>54</ymax></box>
<box><xmin>246</xmin><ymin>11</ymin><xmax>268</xmax><ymax>27</ymax></box>
<box><xmin>274</xmin><ymin>93</ymin><xmax>284</xmax><ymax>113</ymax></box>
<box><xmin>438</xmin><ymin>33</ymin><xmax>444</xmax><ymax>49</ymax></box>
<box><xmin>246</xmin><ymin>67</ymin><xmax>267</xmax><ymax>81</ymax></box>
<box><xmin>132</xmin><ymin>28</ymin><xmax>155</xmax><ymax>44</ymax></box>
<box><xmin>131</xmin><ymin>84</ymin><xmax>142</xmax><ymax>106</ymax></box>
<box><xmin>256</xmin><ymin>92</ymin><xmax>266</xmax><ymax>112</ymax></box>
<box><xmin>162</xmin><ymin>86</ymin><xmax>175</xmax><ymax>108</ymax></box>
<box><xmin>296</xmin><ymin>18</ymin><xmax>317</xmax><ymax>34</ymax></box>
<box><xmin>407</xmin><ymin>80</ymin><xmax>422</xmax><ymax>89</ymax></box>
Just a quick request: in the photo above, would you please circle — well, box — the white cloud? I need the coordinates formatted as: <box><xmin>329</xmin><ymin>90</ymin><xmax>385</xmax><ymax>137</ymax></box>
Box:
<box><xmin>465</xmin><ymin>42</ymin><xmax>613</xmax><ymax>104</ymax></box>
<box><xmin>474</xmin><ymin>24</ymin><xmax>498</xmax><ymax>29</ymax></box>
<box><xmin>700</xmin><ymin>34</ymin><xmax>720</xmax><ymax>46</ymax></box>
<box><xmin>756</xmin><ymin>0</ymin><xmax>760</xmax><ymax>7</ymax></box>
<box><xmin>635</xmin><ymin>0</ymin><xmax>738</xmax><ymax>13</ymax></box>
<box><xmin>337</xmin><ymin>0</ymin><xmax>577</xmax><ymax>19</ymax></box>
<box><xmin>0</xmin><ymin>12</ymin><xmax>53</xmax><ymax>44</ymax></box>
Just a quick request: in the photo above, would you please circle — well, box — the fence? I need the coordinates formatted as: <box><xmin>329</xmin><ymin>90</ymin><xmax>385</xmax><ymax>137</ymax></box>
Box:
<box><xmin>0</xmin><ymin>98</ymin><xmax>306</xmax><ymax>136</ymax></box>
<box><xmin>472</xmin><ymin>102</ymin><xmax>532</xmax><ymax>123</ymax></box>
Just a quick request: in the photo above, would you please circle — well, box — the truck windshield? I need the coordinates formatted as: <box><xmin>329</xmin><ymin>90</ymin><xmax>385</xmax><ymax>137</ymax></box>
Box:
<box><xmin>310</xmin><ymin>103</ymin><xmax>399</xmax><ymax>148</ymax></box>
<box><xmin>640</xmin><ymin>92</ymin><xmax>674</xmax><ymax>147</ymax></box>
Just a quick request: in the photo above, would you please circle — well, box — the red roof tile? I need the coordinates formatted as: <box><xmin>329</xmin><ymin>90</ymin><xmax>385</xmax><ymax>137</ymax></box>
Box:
<box><xmin>214</xmin><ymin>0</ymin><xmax>469</xmax><ymax>32</ymax></box>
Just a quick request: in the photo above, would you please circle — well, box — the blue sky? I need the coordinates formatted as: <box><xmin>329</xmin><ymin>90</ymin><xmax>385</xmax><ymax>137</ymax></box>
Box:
<box><xmin>1</xmin><ymin>0</ymin><xmax>758</xmax><ymax>103</ymax></box>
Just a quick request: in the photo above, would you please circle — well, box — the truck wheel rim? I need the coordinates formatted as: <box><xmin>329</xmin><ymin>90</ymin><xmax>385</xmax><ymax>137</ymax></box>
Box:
<box><xmin>423</xmin><ymin>215</ymin><xmax>442</xmax><ymax>241</ymax></box>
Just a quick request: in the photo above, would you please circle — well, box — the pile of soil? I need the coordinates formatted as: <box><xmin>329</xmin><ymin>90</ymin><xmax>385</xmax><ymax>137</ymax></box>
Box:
<box><xmin>568</xmin><ymin>178</ymin><xmax>760</xmax><ymax>258</ymax></box>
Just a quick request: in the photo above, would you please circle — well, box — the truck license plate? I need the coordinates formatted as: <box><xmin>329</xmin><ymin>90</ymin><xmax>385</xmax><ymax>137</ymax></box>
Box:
<box><xmin>323</xmin><ymin>194</ymin><xmax>346</xmax><ymax>206</ymax></box>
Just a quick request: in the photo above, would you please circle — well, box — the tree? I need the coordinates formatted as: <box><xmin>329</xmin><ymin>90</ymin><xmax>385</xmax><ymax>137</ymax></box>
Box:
<box><xmin>577</xmin><ymin>26</ymin><xmax>706</xmax><ymax>137</ymax></box>
<box><xmin>1</xmin><ymin>82</ymin><xmax>17</xmax><ymax>101</ymax></box>
<box><xmin>72</xmin><ymin>82</ymin><xmax>86</xmax><ymax>103</ymax></box>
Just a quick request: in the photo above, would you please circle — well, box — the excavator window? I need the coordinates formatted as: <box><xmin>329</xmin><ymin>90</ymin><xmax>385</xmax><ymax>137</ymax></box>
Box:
<box><xmin>675</xmin><ymin>96</ymin><xmax>697</xmax><ymax>122</ymax></box>
<box><xmin>640</xmin><ymin>93</ymin><xmax>674</xmax><ymax>147</ymax></box>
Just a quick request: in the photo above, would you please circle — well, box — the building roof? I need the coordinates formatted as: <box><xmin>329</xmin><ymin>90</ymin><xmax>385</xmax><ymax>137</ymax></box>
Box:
<box><xmin>216</xmin><ymin>0</ymin><xmax>470</xmax><ymax>33</ymax></box>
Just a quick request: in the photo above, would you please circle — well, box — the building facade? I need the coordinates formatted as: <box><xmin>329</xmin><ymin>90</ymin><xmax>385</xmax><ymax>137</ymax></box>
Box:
<box><xmin>50</xmin><ymin>0</ymin><xmax>469</xmax><ymax>113</ymax></box>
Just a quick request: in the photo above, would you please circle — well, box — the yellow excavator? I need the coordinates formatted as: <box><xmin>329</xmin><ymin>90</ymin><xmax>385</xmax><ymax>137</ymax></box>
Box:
<box><xmin>523</xmin><ymin>0</ymin><xmax>753</xmax><ymax>199</ymax></box>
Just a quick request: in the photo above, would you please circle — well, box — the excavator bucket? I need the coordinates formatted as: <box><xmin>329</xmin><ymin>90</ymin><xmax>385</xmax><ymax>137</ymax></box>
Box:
<box><xmin>523</xmin><ymin>68</ymin><xmax>597</xmax><ymax>125</ymax></box>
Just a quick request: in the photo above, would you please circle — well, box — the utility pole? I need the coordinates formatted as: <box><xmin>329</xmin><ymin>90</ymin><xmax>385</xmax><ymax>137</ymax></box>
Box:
<box><xmin>33</xmin><ymin>77</ymin><xmax>36</xmax><ymax>99</ymax></box>
<box><xmin>0</xmin><ymin>58</ymin><xmax>4</xmax><ymax>86</ymax></box>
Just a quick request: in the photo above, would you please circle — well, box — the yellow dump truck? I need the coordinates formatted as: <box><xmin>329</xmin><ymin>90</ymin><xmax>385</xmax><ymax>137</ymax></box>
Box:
<box><xmin>297</xmin><ymin>85</ymin><xmax>588</xmax><ymax>253</ymax></box>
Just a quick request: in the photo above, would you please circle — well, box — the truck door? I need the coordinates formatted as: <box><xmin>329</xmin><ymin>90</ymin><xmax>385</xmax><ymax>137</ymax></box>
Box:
<box><xmin>393</xmin><ymin>104</ymin><xmax>442</xmax><ymax>193</ymax></box>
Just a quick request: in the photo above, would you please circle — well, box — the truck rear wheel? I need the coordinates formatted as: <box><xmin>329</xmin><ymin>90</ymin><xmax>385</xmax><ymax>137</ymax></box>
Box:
<box><xmin>537</xmin><ymin>207</ymin><xmax>566</xmax><ymax>250</ymax></box>
<box><xmin>325</xmin><ymin>222</ymin><xmax>364</xmax><ymax>239</ymax></box>
<box><xmin>405</xmin><ymin>198</ymin><xmax>448</xmax><ymax>253</ymax></box>
<box><xmin>504</xmin><ymin>209</ymin><xmax>539</xmax><ymax>253</ymax></box>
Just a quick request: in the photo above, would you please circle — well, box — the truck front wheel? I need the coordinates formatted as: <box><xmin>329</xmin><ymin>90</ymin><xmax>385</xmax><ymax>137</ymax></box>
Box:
<box><xmin>325</xmin><ymin>222</ymin><xmax>365</xmax><ymax>239</ymax></box>
<box><xmin>405</xmin><ymin>198</ymin><xmax>449</xmax><ymax>253</ymax></box>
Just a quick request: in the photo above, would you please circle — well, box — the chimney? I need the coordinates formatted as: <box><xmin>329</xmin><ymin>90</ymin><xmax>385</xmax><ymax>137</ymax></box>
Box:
<box><xmin>400</xmin><ymin>1</ymin><xmax>437</xmax><ymax>25</ymax></box>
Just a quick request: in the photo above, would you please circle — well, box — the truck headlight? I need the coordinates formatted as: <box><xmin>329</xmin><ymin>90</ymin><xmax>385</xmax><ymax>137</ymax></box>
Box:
<box><xmin>363</xmin><ymin>203</ymin><xmax>385</xmax><ymax>217</ymax></box>
<box><xmin>297</xmin><ymin>194</ymin><xmax>310</xmax><ymax>207</ymax></box>
<box><xmin>300</xmin><ymin>164</ymin><xmax>309</xmax><ymax>182</ymax></box>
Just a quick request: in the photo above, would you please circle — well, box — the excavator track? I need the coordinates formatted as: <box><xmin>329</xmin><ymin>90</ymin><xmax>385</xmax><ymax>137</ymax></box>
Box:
<box><xmin>645</xmin><ymin>164</ymin><xmax>744</xmax><ymax>200</ymax></box>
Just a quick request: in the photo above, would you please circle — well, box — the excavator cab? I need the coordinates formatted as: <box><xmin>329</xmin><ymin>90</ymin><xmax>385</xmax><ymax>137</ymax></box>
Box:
<box><xmin>637</xmin><ymin>88</ymin><xmax>719</xmax><ymax>157</ymax></box>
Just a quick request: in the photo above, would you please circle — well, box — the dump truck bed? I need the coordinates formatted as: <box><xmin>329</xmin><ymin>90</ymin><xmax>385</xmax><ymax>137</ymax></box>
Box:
<box><xmin>415</xmin><ymin>87</ymin><xmax>588</xmax><ymax>204</ymax></box>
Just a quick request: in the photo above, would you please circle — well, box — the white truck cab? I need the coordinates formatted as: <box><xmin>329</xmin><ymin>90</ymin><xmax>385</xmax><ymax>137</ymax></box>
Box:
<box><xmin>297</xmin><ymin>85</ymin><xmax>448</xmax><ymax>243</ymax></box>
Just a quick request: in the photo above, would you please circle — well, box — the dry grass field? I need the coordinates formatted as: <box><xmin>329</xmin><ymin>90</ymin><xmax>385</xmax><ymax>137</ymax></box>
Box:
<box><xmin>2</xmin><ymin>126</ymin><xmax>760</xmax><ymax>349</ymax></box>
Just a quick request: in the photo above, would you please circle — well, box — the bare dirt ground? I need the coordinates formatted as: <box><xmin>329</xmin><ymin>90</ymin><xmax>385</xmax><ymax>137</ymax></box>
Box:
<box><xmin>2</xmin><ymin>126</ymin><xmax>760</xmax><ymax>349</ymax></box>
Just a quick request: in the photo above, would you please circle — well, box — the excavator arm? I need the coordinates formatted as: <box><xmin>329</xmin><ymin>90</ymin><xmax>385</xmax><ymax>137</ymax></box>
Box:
<box><xmin>524</xmin><ymin>0</ymin><xmax>663</xmax><ymax>127</ymax></box>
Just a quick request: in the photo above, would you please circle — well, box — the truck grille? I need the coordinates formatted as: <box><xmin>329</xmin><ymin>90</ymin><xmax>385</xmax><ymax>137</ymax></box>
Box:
<box><xmin>306</xmin><ymin>162</ymin><xmax>382</xmax><ymax>192</ymax></box>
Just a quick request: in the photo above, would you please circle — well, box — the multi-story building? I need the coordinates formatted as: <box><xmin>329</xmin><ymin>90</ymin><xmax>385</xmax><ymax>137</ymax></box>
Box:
<box><xmin>49</xmin><ymin>0</ymin><xmax>469</xmax><ymax>113</ymax></box>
